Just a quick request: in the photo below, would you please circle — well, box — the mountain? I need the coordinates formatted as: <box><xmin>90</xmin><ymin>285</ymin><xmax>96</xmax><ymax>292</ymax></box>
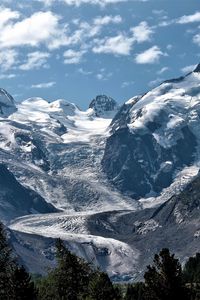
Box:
<box><xmin>89</xmin><ymin>95</ymin><xmax>119</xmax><ymax>118</ymax></box>
<box><xmin>0</xmin><ymin>88</ymin><xmax>17</xmax><ymax>117</ymax></box>
<box><xmin>9</xmin><ymin>172</ymin><xmax>200</xmax><ymax>280</ymax></box>
<box><xmin>1</xmin><ymin>66</ymin><xmax>200</xmax><ymax>279</ymax></box>
<box><xmin>0</xmin><ymin>164</ymin><xmax>57</xmax><ymax>222</ymax></box>
<box><xmin>102</xmin><ymin>65</ymin><xmax>200</xmax><ymax>202</ymax></box>
<box><xmin>0</xmin><ymin>95</ymin><xmax>135</xmax><ymax>213</ymax></box>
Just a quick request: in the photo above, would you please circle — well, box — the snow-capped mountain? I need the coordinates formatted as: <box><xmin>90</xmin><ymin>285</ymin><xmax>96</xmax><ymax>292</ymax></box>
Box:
<box><xmin>102</xmin><ymin>65</ymin><xmax>200</xmax><ymax>203</ymax></box>
<box><xmin>0</xmin><ymin>88</ymin><xmax>17</xmax><ymax>117</ymax></box>
<box><xmin>0</xmin><ymin>94</ymin><xmax>136</xmax><ymax>214</ymax></box>
<box><xmin>89</xmin><ymin>95</ymin><xmax>119</xmax><ymax>118</ymax></box>
<box><xmin>1</xmin><ymin>65</ymin><xmax>200</xmax><ymax>279</ymax></box>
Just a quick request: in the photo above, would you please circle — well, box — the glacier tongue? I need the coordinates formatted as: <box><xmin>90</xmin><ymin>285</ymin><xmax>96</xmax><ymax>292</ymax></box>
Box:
<box><xmin>9</xmin><ymin>212</ymin><xmax>140</xmax><ymax>279</ymax></box>
<box><xmin>1</xmin><ymin>69</ymin><xmax>200</xmax><ymax>280</ymax></box>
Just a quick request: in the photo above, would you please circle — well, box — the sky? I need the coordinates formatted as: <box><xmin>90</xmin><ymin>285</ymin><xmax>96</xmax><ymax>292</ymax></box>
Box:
<box><xmin>0</xmin><ymin>0</ymin><xmax>200</xmax><ymax>109</ymax></box>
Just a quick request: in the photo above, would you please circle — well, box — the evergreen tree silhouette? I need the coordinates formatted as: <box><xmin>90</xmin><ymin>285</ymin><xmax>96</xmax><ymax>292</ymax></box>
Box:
<box><xmin>0</xmin><ymin>222</ymin><xmax>16</xmax><ymax>299</ymax></box>
<box><xmin>88</xmin><ymin>271</ymin><xmax>118</xmax><ymax>300</ymax></box>
<box><xmin>143</xmin><ymin>248</ymin><xmax>189</xmax><ymax>300</ymax></box>
<box><xmin>12</xmin><ymin>265</ymin><xmax>37</xmax><ymax>300</ymax></box>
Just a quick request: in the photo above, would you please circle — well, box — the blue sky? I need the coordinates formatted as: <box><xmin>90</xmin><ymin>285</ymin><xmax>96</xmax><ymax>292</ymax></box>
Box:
<box><xmin>0</xmin><ymin>0</ymin><xmax>200</xmax><ymax>108</ymax></box>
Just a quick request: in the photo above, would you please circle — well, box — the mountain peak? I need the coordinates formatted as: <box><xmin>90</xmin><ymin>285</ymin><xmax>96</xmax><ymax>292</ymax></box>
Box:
<box><xmin>50</xmin><ymin>99</ymin><xmax>79</xmax><ymax>116</ymax></box>
<box><xmin>0</xmin><ymin>88</ymin><xmax>17</xmax><ymax>117</ymax></box>
<box><xmin>193</xmin><ymin>63</ymin><xmax>200</xmax><ymax>73</ymax></box>
<box><xmin>89</xmin><ymin>95</ymin><xmax>118</xmax><ymax>118</ymax></box>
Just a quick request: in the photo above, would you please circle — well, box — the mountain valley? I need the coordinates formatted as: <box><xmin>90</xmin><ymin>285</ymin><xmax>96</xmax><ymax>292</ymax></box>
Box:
<box><xmin>1</xmin><ymin>66</ymin><xmax>200</xmax><ymax>280</ymax></box>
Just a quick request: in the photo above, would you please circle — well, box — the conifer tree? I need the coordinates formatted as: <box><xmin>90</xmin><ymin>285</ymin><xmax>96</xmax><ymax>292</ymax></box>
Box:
<box><xmin>38</xmin><ymin>238</ymin><xmax>94</xmax><ymax>300</ymax></box>
<box><xmin>0</xmin><ymin>222</ymin><xmax>38</xmax><ymax>299</ymax></box>
<box><xmin>0</xmin><ymin>222</ymin><xmax>16</xmax><ymax>299</ymax></box>
<box><xmin>143</xmin><ymin>248</ymin><xmax>189</xmax><ymax>300</ymax></box>
<box><xmin>183</xmin><ymin>253</ymin><xmax>200</xmax><ymax>283</ymax></box>
<box><xmin>87</xmin><ymin>271</ymin><xmax>118</xmax><ymax>300</ymax></box>
<box><xmin>124</xmin><ymin>282</ymin><xmax>145</xmax><ymax>300</ymax></box>
<box><xmin>12</xmin><ymin>265</ymin><xmax>37</xmax><ymax>300</ymax></box>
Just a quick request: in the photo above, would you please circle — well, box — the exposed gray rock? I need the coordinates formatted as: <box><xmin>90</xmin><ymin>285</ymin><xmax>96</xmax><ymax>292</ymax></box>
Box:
<box><xmin>0</xmin><ymin>88</ymin><xmax>17</xmax><ymax>117</ymax></box>
<box><xmin>89</xmin><ymin>95</ymin><xmax>119</xmax><ymax>118</ymax></box>
<box><xmin>0</xmin><ymin>164</ymin><xmax>57</xmax><ymax>222</ymax></box>
<box><xmin>102</xmin><ymin>67</ymin><xmax>200</xmax><ymax>199</ymax></box>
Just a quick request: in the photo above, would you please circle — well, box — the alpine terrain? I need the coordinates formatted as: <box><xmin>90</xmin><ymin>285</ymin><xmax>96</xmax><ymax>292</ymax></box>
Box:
<box><xmin>1</xmin><ymin>65</ymin><xmax>200</xmax><ymax>280</ymax></box>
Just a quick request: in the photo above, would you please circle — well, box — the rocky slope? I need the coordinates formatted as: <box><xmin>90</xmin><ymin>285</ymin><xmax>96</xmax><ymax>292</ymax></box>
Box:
<box><xmin>9</xmin><ymin>173</ymin><xmax>200</xmax><ymax>280</ymax></box>
<box><xmin>102</xmin><ymin>65</ymin><xmax>200</xmax><ymax>200</ymax></box>
<box><xmin>0</xmin><ymin>95</ymin><xmax>136</xmax><ymax>213</ymax></box>
<box><xmin>0</xmin><ymin>66</ymin><xmax>200</xmax><ymax>279</ymax></box>
<box><xmin>0</xmin><ymin>164</ymin><xmax>57</xmax><ymax>222</ymax></box>
<box><xmin>0</xmin><ymin>88</ymin><xmax>17</xmax><ymax>117</ymax></box>
<box><xmin>89</xmin><ymin>95</ymin><xmax>119</xmax><ymax>118</ymax></box>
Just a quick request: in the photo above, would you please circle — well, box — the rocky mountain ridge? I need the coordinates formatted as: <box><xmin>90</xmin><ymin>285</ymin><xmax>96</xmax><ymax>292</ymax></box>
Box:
<box><xmin>0</xmin><ymin>65</ymin><xmax>200</xmax><ymax>279</ymax></box>
<box><xmin>102</xmin><ymin>65</ymin><xmax>200</xmax><ymax>201</ymax></box>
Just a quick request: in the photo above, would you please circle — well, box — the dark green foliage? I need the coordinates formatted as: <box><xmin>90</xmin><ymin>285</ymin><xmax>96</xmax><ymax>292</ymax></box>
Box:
<box><xmin>12</xmin><ymin>265</ymin><xmax>37</xmax><ymax>300</ymax></box>
<box><xmin>113</xmin><ymin>285</ymin><xmax>123</xmax><ymax>300</ymax></box>
<box><xmin>0</xmin><ymin>222</ymin><xmax>15</xmax><ymax>299</ymax></box>
<box><xmin>143</xmin><ymin>248</ymin><xmax>189</xmax><ymax>300</ymax></box>
<box><xmin>55</xmin><ymin>239</ymin><xmax>92</xmax><ymax>298</ymax></box>
<box><xmin>0</xmin><ymin>222</ymin><xmax>37</xmax><ymax>300</ymax></box>
<box><xmin>183</xmin><ymin>253</ymin><xmax>200</xmax><ymax>300</ymax></box>
<box><xmin>38</xmin><ymin>239</ymin><xmax>94</xmax><ymax>299</ymax></box>
<box><xmin>38</xmin><ymin>239</ymin><xmax>120</xmax><ymax>300</ymax></box>
<box><xmin>2</xmin><ymin>217</ymin><xmax>200</xmax><ymax>300</ymax></box>
<box><xmin>87</xmin><ymin>271</ymin><xmax>119</xmax><ymax>300</ymax></box>
<box><xmin>184</xmin><ymin>253</ymin><xmax>200</xmax><ymax>284</ymax></box>
<box><xmin>124</xmin><ymin>283</ymin><xmax>145</xmax><ymax>300</ymax></box>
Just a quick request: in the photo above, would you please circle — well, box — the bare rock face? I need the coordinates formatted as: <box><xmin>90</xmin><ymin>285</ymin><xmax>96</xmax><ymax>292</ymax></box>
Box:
<box><xmin>102</xmin><ymin>66</ymin><xmax>200</xmax><ymax>199</ymax></box>
<box><xmin>89</xmin><ymin>95</ymin><xmax>119</xmax><ymax>118</ymax></box>
<box><xmin>0</xmin><ymin>88</ymin><xmax>17</xmax><ymax>117</ymax></box>
<box><xmin>193</xmin><ymin>63</ymin><xmax>200</xmax><ymax>73</ymax></box>
<box><xmin>0</xmin><ymin>164</ymin><xmax>57</xmax><ymax>221</ymax></box>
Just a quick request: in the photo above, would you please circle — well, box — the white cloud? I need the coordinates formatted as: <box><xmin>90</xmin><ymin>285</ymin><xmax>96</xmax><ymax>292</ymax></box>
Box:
<box><xmin>0</xmin><ymin>49</ymin><xmax>18</xmax><ymax>70</ymax></box>
<box><xmin>193</xmin><ymin>33</ymin><xmax>200</xmax><ymax>46</ymax></box>
<box><xmin>31</xmin><ymin>81</ymin><xmax>56</xmax><ymax>88</ymax></box>
<box><xmin>121</xmin><ymin>81</ymin><xmax>134</xmax><ymax>88</ymax></box>
<box><xmin>94</xmin><ymin>15</ymin><xmax>122</xmax><ymax>26</ymax></box>
<box><xmin>93</xmin><ymin>34</ymin><xmax>134</xmax><ymax>55</ymax></box>
<box><xmin>158</xmin><ymin>12</ymin><xmax>200</xmax><ymax>28</ymax></box>
<box><xmin>37</xmin><ymin>0</ymin><xmax>55</xmax><ymax>5</ymax></box>
<box><xmin>96</xmin><ymin>73</ymin><xmax>103</xmax><ymax>80</ymax></box>
<box><xmin>157</xmin><ymin>67</ymin><xmax>169</xmax><ymax>74</ymax></box>
<box><xmin>0</xmin><ymin>11</ymin><xmax>69</xmax><ymax>49</ymax></box>
<box><xmin>148</xmin><ymin>77</ymin><xmax>163</xmax><ymax>87</ymax></box>
<box><xmin>158</xmin><ymin>19</ymin><xmax>174</xmax><ymax>27</ymax></box>
<box><xmin>63</xmin><ymin>49</ymin><xmax>85</xmax><ymax>64</ymax></box>
<box><xmin>96</xmin><ymin>68</ymin><xmax>112</xmax><ymax>80</ymax></box>
<box><xmin>135</xmin><ymin>46</ymin><xmax>166</xmax><ymax>64</ymax></box>
<box><xmin>166</xmin><ymin>44</ymin><xmax>173</xmax><ymax>50</ymax></box>
<box><xmin>152</xmin><ymin>10</ymin><xmax>166</xmax><ymax>15</ymax></box>
<box><xmin>78</xmin><ymin>68</ymin><xmax>93</xmax><ymax>75</ymax></box>
<box><xmin>65</xmin><ymin>0</ymin><xmax>126</xmax><ymax>4</ymax></box>
<box><xmin>68</xmin><ymin>15</ymin><xmax>122</xmax><ymax>45</ymax></box>
<box><xmin>0</xmin><ymin>74</ymin><xmax>16</xmax><ymax>79</ymax></box>
<box><xmin>19</xmin><ymin>51</ymin><xmax>50</xmax><ymax>71</ymax></box>
<box><xmin>0</xmin><ymin>7</ymin><xmax>20</xmax><ymax>28</ymax></box>
<box><xmin>181</xmin><ymin>64</ymin><xmax>196</xmax><ymax>74</ymax></box>
<box><xmin>92</xmin><ymin>20</ymin><xmax>154</xmax><ymax>56</ymax></box>
<box><xmin>131</xmin><ymin>21</ymin><xmax>153</xmax><ymax>43</ymax></box>
<box><xmin>38</xmin><ymin>0</ymin><xmax>127</xmax><ymax>6</ymax></box>
<box><xmin>177</xmin><ymin>12</ymin><xmax>200</xmax><ymax>24</ymax></box>
<box><xmin>38</xmin><ymin>0</ymin><xmax>149</xmax><ymax>5</ymax></box>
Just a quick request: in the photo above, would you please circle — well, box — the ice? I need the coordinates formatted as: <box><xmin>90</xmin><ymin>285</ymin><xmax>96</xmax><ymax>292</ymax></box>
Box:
<box><xmin>9</xmin><ymin>212</ymin><xmax>140</xmax><ymax>277</ymax></box>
